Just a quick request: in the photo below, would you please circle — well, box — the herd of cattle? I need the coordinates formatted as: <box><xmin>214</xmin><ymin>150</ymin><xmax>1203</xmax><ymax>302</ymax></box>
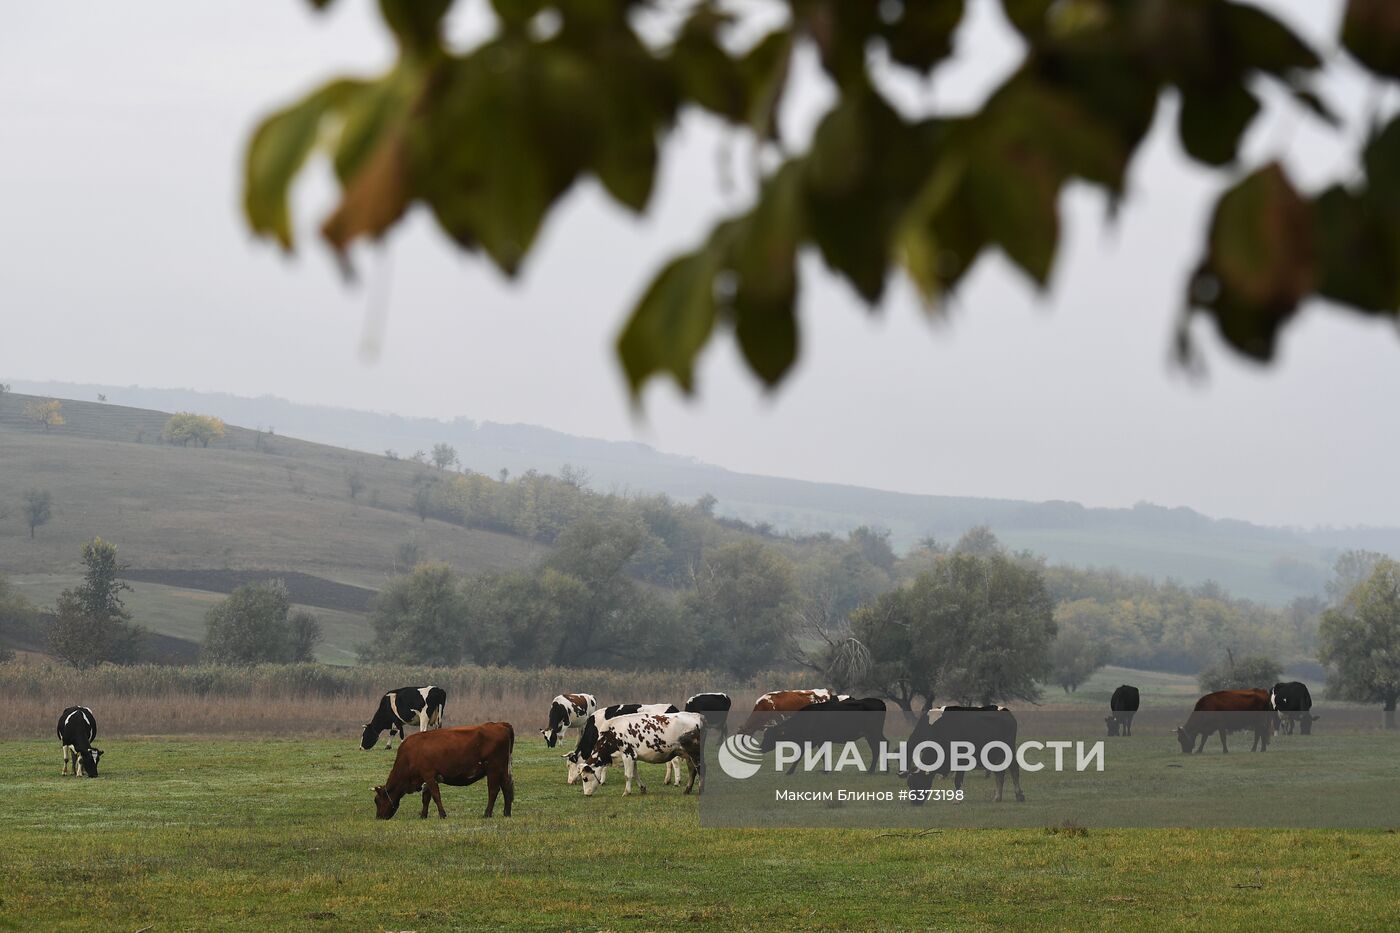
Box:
<box><xmin>52</xmin><ymin>680</ymin><xmax>1319</xmax><ymax>818</ymax></box>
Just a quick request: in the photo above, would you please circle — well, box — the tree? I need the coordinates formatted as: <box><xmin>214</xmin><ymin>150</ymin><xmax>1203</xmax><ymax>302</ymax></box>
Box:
<box><xmin>162</xmin><ymin>412</ymin><xmax>225</xmax><ymax>447</ymax></box>
<box><xmin>395</xmin><ymin>540</ymin><xmax>422</xmax><ymax>573</ymax></box>
<box><xmin>1047</xmin><ymin>630</ymin><xmax>1109</xmax><ymax>694</ymax></box>
<box><xmin>412</xmin><ymin>485</ymin><xmax>433</xmax><ymax>522</ymax></box>
<box><xmin>852</xmin><ymin>552</ymin><xmax>1055</xmax><ymax>713</ymax></box>
<box><xmin>22</xmin><ymin>488</ymin><xmax>51</xmax><ymax>539</ymax></box>
<box><xmin>24</xmin><ymin>399</ymin><xmax>63</xmax><ymax>432</ymax></box>
<box><xmin>684</xmin><ymin>539</ymin><xmax>797</xmax><ymax>678</ymax></box>
<box><xmin>48</xmin><ymin>538</ymin><xmax>144</xmax><ymax>668</ymax></box>
<box><xmin>1198</xmin><ymin>652</ymin><xmax>1284</xmax><ymax>693</ymax></box>
<box><xmin>1319</xmin><ymin>558</ymin><xmax>1400</xmax><ymax>729</ymax></box>
<box><xmin>202</xmin><ymin>580</ymin><xmax>321</xmax><ymax>664</ymax></box>
<box><xmin>361</xmin><ymin>563</ymin><xmax>465</xmax><ymax>665</ymax></box>
<box><xmin>431</xmin><ymin>443</ymin><xmax>458</xmax><ymax>472</ymax></box>
<box><xmin>1326</xmin><ymin>550</ymin><xmax>1386</xmax><ymax>604</ymax></box>
<box><xmin>245</xmin><ymin>1</ymin><xmax>1400</xmax><ymax>398</ymax></box>
<box><xmin>954</xmin><ymin>526</ymin><xmax>1002</xmax><ymax>557</ymax></box>
<box><xmin>346</xmin><ymin>468</ymin><xmax>366</xmax><ymax>501</ymax></box>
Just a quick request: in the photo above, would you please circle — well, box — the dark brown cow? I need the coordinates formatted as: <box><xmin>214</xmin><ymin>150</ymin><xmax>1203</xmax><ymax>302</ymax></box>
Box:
<box><xmin>736</xmin><ymin>689</ymin><xmax>839</xmax><ymax>735</ymax></box>
<box><xmin>373</xmin><ymin>722</ymin><xmax>514</xmax><ymax>819</ymax></box>
<box><xmin>1175</xmin><ymin>689</ymin><xmax>1278</xmax><ymax>754</ymax></box>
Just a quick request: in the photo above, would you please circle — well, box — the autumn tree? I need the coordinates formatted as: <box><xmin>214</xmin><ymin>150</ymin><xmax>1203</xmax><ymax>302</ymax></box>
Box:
<box><xmin>162</xmin><ymin>412</ymin><xmax>226</xmax><ymax>447</ymax></box>
<box><xmin>22</xmin><ymin>488</ymin><xmax>51</xmax><ymax>539</ymax></box>
<box><xmin>202</xmin><ymin>581</ymin><xmax>322</xmax><ymax>664</ymax></box>
<box><xmin>245</xmin><ymin>0</ymin><xmax>1400</xmax><ymax>398</ymax></box>
<box><xmin>24</xmin><ymin>399</ymin><xmax>63</xmax><ymax>432</ymax></box>
<box><xmin>684</xmin><ymin>539</ymin><xmax>797</xmax><ymax>678</ymax></box>
<box><xmin>48</xmin><ymin>538</ymin><xmax>145</xmax><ymax>668</ymax></box>
<box><xmin>1048</xmin><ymin>630</ymin><xmax>1109</xmax><ymax>694</ymax></box>
<box><xmin>1319</xmin><ymin>558</ymin><xmax>1400</xmax><ymax>729</ymax></box>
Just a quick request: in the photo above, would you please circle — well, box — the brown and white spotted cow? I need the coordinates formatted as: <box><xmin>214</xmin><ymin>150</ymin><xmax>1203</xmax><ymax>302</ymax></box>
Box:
<box><xmin>736</xmin><ymin>688</ymin><xmax>844</xmax><ymax>736</ymax></box>
<box><xmin>540</xmin><ymin>693</ymin><xmax>596</xmax><ymax>748</ymax></box>
<box><xmin>577</xmin><ymin>711</ymin><xmax>705</xmax><ymax>797</ymax></box>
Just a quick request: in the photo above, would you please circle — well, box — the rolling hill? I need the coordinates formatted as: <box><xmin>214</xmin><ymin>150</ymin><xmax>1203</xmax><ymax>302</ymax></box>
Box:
<box><xmin>10</xmin><ymin>381</ymin><xmax>1399</xmax><ymax>604</ymax></box>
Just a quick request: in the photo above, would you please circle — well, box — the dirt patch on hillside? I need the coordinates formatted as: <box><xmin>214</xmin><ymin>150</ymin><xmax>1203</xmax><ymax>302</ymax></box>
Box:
<box><xmin>120</xmin><ymin>569</ymin><xmax>377</xmax><ymax>613</ymax></box>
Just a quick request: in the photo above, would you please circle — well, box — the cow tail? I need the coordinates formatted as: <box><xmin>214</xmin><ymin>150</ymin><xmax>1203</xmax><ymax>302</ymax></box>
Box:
<box><xmin>507</xmin><ymin>723</ymin><xmax>515</xmax><ymax>777</ymax></box>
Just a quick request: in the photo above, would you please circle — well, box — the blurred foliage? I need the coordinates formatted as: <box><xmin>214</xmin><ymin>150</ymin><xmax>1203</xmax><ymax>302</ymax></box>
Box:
<box><xmin>1319</xmin><ymin>556</ymin><xmax>1400</xmax><ymax>722</ymax></box>
<box><xmin>1197</xmin><ymin>652</ymin><xmax>1283</xmax><ymax>692</ymax></box>
<box><xmin>246</xmin><ymin>0</ymin><xmax>1400</xmax><ymax>394</ymax></box>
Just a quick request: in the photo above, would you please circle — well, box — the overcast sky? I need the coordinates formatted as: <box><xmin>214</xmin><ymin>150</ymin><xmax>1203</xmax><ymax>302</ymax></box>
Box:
<box><xmin>2</xmin><ymin>1</ymin><xmax>1395</xmax><ymax>529</ymax></box>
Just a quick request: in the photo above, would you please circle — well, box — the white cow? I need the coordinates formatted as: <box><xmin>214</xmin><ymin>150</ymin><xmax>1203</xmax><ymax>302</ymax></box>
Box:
<box><xmin>578</xmin><ymin>711</ymin><xmax>706</xmax><ymax>797</ymax></box>
<box><xmin>565</xmin><ymin>703</ymin><xmax>683</xmax><ymax>786</ymax></box>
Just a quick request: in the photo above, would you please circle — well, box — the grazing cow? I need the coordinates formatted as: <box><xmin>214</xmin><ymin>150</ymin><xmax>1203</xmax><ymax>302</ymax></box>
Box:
<box><xmin>578</xmin><ymin>712</ymin><xmax>705</xmax><ymax>797</ymax></box>
<box><xmin>564</xmin><ymin>703</ymin><xmax>682</xmax><ymax>785</ymax></box>
<box><xmin>758</xmin><ymin>697</ymin><xmax>887</xmax><ymax>773</ymax></box>
<box><xmin>1106</xmin><ymin>684</ymin><xmax>1141</xmax><ymax>736</ymax></box>
<box><xmin>373</xmin><ymin>722</ymin><xmax>514</xmax><ymax>819</ymax></box>
<box><xmin>1270</xmin><ymin>681</ymin><xmax>1317</xmax><ymax>735</ymax></box>
<box><xmin>902</xmin><ymin>706</ymin><xmax>1025</xmax><ymax>803</ymax></box>
<box><xmin>1176</xmin><ymin>689</ymin><xmax>1278</xmax><ymax>753</ymax></box>
<box><xmin>737</xmin><ymin>688</ymin><xmax>839</xmax><ymax>735</ymax></box>
<box><xmin>540</xmin><ymin>693</ymin><xmax>596</xmax><ymax>748</ymax></box>
<box><xmin>57</xmin><ymin>706</ymin><xmax>102</xmax><ymax>778</ymax></box>
<box><xmin>360</xmin><ymin>685</ymin><xmax>447</xmax><ymax>751</ymax></box>
<box><xmin>684</xmin><ymin>692</ymin><xmax>732</xmax><ymax>740</ymax></box>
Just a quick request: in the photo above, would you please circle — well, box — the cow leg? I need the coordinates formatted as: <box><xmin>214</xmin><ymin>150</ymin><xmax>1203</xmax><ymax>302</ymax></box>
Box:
<box><xmin>992</xmin><ymin>770</ymin><xmax>1005</xmax><ymax>803</ymax></box>
<box><xmin>61</xmin><ymin>745</ymin><xmax>69</xmax><ymax>775</ymax></box>
<box><xmin>1008</xmin><ymin>762</ymin><xmax>1026</xmax><ymax>803</ymax></box>
<box><xmin>426</xmin><ymin>779</ymin><xmax>447</xmax><ymax>819</ymax></box>
<box><xmin>420</xmin><ymin>786</ymin><xmax>433</xmax><ymax>819</ymax></box>
<box><xmin>624</xmin><ymin>754</ymin><xmax>644</xmax><ymax>796</ymax></box>
<box><xmin>1218</xmin><ymin>730</ymin><xmax>1229</xmax><ymax>753</ymax></box>
<box><xmin>1195</xmin><ymin>732</ymin><xmax>1207</xmax><ymax>753</ymax></box>
<box><xmin>484</xmin><ymin>771</ymin><xmax>500</xmax><ymax>817</ymax></box>
<box><xmin>419</xmin><ymin>711</ymin><xmax>428</xmax><ymax>734</ymax></box>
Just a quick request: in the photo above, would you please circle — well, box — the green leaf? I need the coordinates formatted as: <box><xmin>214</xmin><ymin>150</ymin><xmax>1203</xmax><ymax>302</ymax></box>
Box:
<box><xmin>244</xmin><ymin>80</ymin><xmax>363</xmax><ymax>250</ymax></box>
<box><xmin>616</xmin><ymin>249</ymin><xmax>720</xmax><ymax>395</ymax></box>
<box><xmin>882</xmin><ymin>0</ymin><xmax>965</xmax><ymax>74</ymax></box>
<box><xmin>1221</xmin><ymin>2</ymin><xmax>1320</xmax><ymax>76</ymax></box>
<box><xmin>999</xmin><ymin>0</ymin><xmax>1052</xmax><ymax>39</ymax></box>
<box><xmin>726</xmin><ymin>165</ymin><xmax>804</xmax><ymax>386</ymax></box>
<box><xmin>1343</xmin><ymin>0</ymin><xmax>1400</xmax><ymax>79</ymax></box>
<box><xmin>966</xmin><ymin>142</ymin><xmax>1060</xmax><ymax>287</ymax></box>
<box><xmin>1312</xmin><ymin>186</ymin><xmax>1400</xmax><ymax>313</ymax></box>
<box><xmin>1178</xmin><ymin>82</ymin><xmax>1260</xmax><ymax>167</ymax></box>
<box><xmin>378</xmin><ymin>0</ymin><xmax>453</xmax><ymax>52</ymax></box>
<box><xmin>332</xmin><ymin>70</ymin><xmax>418</xmax><ymax>184</ymax></box>
<box><xmin>737</xmin><ymin>30</ymin><xmax>793</xmax><ymax>140</ymax></box>
<box><xmin>1363</xmin><ymin>116</ymin><xmax>1400</xmax><ymax>205</ymax></box>
<box><xmin>669</xmin><ymin>11</ymin><xmax>746</xmax><ymax>123</ymax></box>
<box><xmin>1191</xmin><ymin>163</ymin><xmax>1314</xmax><ymax>360</ymax></box>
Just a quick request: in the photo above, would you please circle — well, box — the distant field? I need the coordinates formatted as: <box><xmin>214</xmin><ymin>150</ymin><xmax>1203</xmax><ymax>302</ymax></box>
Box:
<box><xmin>0</xmin><ymin>736</ymin><xmax>1397</xmax><ymax>931</ymax></box>
<box><xmin>0</xmin><ymin>393</ymin><xmax>542</xmax><ymax>586</ymax></box>
<box><xmin>7</xmin><ymin>574</ymin><xmax>371</xmax><ymax>665</ymax></box>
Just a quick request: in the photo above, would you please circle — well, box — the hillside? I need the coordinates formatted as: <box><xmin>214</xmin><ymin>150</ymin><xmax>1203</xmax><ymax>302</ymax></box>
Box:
<box><xmin>0</xmin><ymin>392</ymin><xmax>545</xmax><ymax>661</ymax></box>
<box><xmin>10</xmin><ymin>381</ymin><xmax>1398</xmax><ymax>604</ymax></box>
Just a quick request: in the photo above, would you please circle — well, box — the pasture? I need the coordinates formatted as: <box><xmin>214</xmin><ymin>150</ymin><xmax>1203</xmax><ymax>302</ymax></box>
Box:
<box><xmin>1</xmin><ymin>732</ymin><xmax>1398</xmax><ymax>931</ymax></box>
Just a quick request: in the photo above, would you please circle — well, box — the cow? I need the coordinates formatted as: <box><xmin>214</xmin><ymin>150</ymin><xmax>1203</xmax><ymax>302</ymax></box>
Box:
<box><xmin>372</xmin><ymin>722</ymin><xmax>514</xmax><ymax>819</ymax></box>
<box><xmin>564</xmin><ymin>703</ymin><xmax>682</xmax><ymax>785</ymax></box>
<box><xmin>1270</xmin><ymin>681</ymin><xmax>1317</xmax><ymax>735</ymax></box>
<box><xmin>684</xmin><ymin>692</ymin><xmax>732</xmax><ymax>740</ymax></box>
<box><xmin>360</xmin><ymin>685</ymin><xmax>447</xmax><ymax>751</ymax></box>
<box><xmin>758</xmin><ymin>697</ymin><xmax>887</xmax><ymax>774</ymax></box>
<box><xmin>1106</xmin><ymin>684</ymin><xmax>1141</xmax><ymax>736</ymax></box>
<box><xmin>540</xmin><ymin>693</ymin><xmax>596</xmax><ymax>748</ymax></box>
<box><xmin>577</xmin><ymin>711</ymin><xmax>705</xmax><ymax>797</ymax></box>
<box><xmin>1175</xmin><ymin>689</ymin><xmax>1278</xmax><ymax>753</ymax></box>
<box><xmin>736</xmin><ymin>688</ymin><xmax>841</xmax><ymax>735</ymax></box>
<box><xmin>901</xmin><ymin>706</ymin><xmax>1025</xmax><ymax>803</ymax></box>
<box><xmin>57</xmin><ymin>706</ymin><xmax>102</xmax><ymax>778</ymax></box>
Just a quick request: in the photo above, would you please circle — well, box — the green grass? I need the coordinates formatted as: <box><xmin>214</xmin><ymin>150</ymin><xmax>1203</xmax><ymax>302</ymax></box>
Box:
<box><xmin>2</xmin><ymin>736</ymin><xmax>1398</xmax><ymax>931</ymax></box>
<box><xmin>8</xmin><ymin>574</ymin><xmax>371</xmax><ymax>665</ymax></box>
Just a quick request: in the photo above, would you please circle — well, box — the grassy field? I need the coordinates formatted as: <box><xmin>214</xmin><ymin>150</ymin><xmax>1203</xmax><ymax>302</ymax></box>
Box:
<box><xmin>1</xmin><ymin>734</ymin><xmax>1398</xmax><ymax>931</ymax></box>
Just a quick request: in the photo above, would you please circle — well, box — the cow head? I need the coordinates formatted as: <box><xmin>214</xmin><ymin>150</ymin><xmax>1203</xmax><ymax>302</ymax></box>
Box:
<box><xmin>564</xmin><ymin>751</ymin><xmax>606</xmax><ymax>786</ymax></box>
<box><xmin>78</xmin><ymin>746</ymin><xmax>103</xmax><ymax>777</ymax></box>
<box><xmin>372</xmin><ymin>784</ymin><xmax>399</xmax><ymax>819</ymax></box>
<box><xmin>541</xmin><ymin>701</ymin><xmax>570</xmax><ymax>748</ymax></box>
<box><xmin>359</xmin><ymin>723</ymin><xmax>382</xmax><ymax>751</ymax></box>
<box><xmin>579</xmin><ymin>761</ymin><xmax>606</xmax><ymax>796</ymax></box>
<box><xmin>1174</xmin><ymin>727</ymin><xmax>1193</xmax><ymax>754</ymax></box>
<box><xmin>1105</xmin><ymin>716</ymin><xmax>1121</xmax><ymax>737</ymax></box>
<box><xmin>1300</xmin><ymin>713</ymin><xmax>1319</xmax><ymax>735</ymax></box>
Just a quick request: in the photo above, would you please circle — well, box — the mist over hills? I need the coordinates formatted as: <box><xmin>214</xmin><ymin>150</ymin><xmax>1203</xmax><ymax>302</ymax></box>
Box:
<box><xmin>8</xmin><ymin>379</ymin><xmax>1398</xmax><ymax>604</ymax></box>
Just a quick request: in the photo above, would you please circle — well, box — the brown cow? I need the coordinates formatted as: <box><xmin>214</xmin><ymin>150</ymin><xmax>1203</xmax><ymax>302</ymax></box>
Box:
<box><xmin>736</xmin><ymin>689</ymin><xmax>840</xmax><ymax>735</ymax></box>
<box><xmin>1175</xmin><ymin>689</ymin><xmax>1278</xmax><ymax>754</ymax></box>
<box><xmin>373</xmin><ymin>722</ymin><xmax>514</xmax><ymax>819</ymax></box>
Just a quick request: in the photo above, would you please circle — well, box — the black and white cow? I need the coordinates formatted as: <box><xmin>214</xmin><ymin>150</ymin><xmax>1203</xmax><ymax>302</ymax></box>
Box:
<box><xmin>578</xmin><ymin>711</ymin><xmax>706</xmax><ymax>797</ymax></box>
<box><xmin>540</xmin><ymin>693</ymin><xmax>596</xmax><ymax>748</ymax></box>
<box><xmin>360</xmin><ymin>685</ymin><xmax>447</xmax><ymax>751</ymax></box>
<box><xmin>901</xmin><ymin>705</ymin><xmax>1025</xmax><ymax>803</ymax></box>
<box><xmin>1271</xmin><ymin>681</ymin><xmax>1317</xmax><ymax>735</ymax></box>
<box><xmin>564</xmin><ymin>703</ymin><xmax>681</xmax><ymax>785</ymax></box>
<box><xmin>684</xmin><ymin>692</ymin><xmax>732</xmax><ymax>740</ymax></box>
<box><xmin>57</xmin><ymin>706</ymin><xmax>102</xmax><ymax>778</ymax></box>
<box><xmin>1106</xmin><ymin>684</ymin><xmax>1140</xmax><ymax>736</ymax></box>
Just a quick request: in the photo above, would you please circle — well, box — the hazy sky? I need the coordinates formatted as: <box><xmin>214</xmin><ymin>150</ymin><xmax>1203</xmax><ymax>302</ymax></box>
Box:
<box><xmin>2</xmin><ymin>1</ymin><xmax>1396</xmax><ymax>529</ymax></box>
